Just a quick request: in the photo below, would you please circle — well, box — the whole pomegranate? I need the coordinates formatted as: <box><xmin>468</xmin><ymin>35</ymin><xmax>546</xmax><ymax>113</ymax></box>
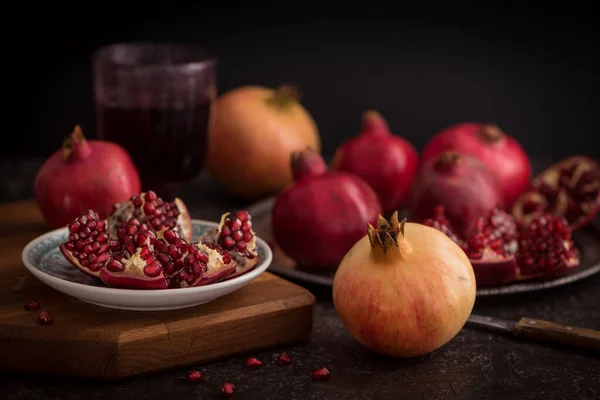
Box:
<box><xmin>271</xmin><ymin>148</ymin><xmax>383</xmax><ymax>268</ymax></box>
<box><xmin>331</xmin><ymin>110</ymin><xmax>419</xmax><ymax>214</ymax></box>
<box><xmin>407</xmin><ymin>150</ymin><xmax>503</xmax><ymax>238</ymax></box>
<box><xmin>421</xmin><ymin>122</ymin><xmax>531</xmax><ymax>208</ymax></box>
<box><xmin>34</xmin><ymin>125</ymin><xmax>141</xmax><ymax>229</ymax></box>
<box><xmin>207</xmin><ymin>85</ymin><xmax>321</xmax><ymax>200</ymax></box>
<box><xmin>333</xmin><ymin>212</ymin><xmax>476</xmax><ymax>358</ymax></box>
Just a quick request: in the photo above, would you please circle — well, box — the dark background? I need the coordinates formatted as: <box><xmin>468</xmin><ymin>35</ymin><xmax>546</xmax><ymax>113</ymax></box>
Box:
<box><xmin>4</xmin><ymin>3</ymin><xmax>599</xmax><ymax>162</ymax></box>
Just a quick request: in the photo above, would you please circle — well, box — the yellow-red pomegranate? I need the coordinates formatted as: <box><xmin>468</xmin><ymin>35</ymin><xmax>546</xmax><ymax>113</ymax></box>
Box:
<box><xmin>207</xmin><ymin>85</ymin><xmax>321</xmax><ymax>200</ymax></box>
<box><xmin>332</xmin><ymin>212</ymin><xmax>476</xmax><ymax>358</ymax></box>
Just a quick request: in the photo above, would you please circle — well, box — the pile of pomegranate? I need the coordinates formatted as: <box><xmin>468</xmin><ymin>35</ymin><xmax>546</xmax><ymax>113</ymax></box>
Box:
<box><xmin>59</xmin><ymin>190</ymin><xmax>260</xmax><ymax>290</ymax></box>
<box><xmin>269</xmin><ymin>113</ymin><xmax>600</xmax><ymax>288</ymax></box>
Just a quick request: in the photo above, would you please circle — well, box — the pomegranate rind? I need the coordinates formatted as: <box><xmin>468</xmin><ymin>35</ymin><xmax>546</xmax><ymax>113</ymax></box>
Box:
<box><xmin>99</xmin><ymin>270</ymin><xmax>169</xmax><ymax>289</ymax></box>
<box><xmin>174</xmin><ymin>198</ymin><xmax>193</xmax><ymax>244</ymax></box>
<box><xmin>512</xmin><ymin>155</ymin><xmax>600</xmax><ymax>232</ymax></box>
<box><xmin>59</xmin><ymin>243</ymin><xmax>102</xmax><ymax>278</ymax></box>
<box><xmin>470</xmin><ymin>248</ymin><xmax>518</xmax><ymax>287</ymax></box>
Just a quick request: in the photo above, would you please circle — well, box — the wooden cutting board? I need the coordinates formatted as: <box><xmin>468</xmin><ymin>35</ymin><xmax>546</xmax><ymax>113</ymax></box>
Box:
<box><xmin>0</xmin><ymin>201</ymin><xmax>315</xmax><ymax>379</ymax></box>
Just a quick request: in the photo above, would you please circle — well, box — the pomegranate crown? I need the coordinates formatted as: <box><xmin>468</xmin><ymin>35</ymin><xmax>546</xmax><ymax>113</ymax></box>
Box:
<box><xmin>290</xmin><ymin>148</ymin><xmax>327</xmax><ymax>181</ymax></box>
<box><xmin>266</xmin><ymin>84</ymin><xmax>301</xmax><ymax>108</ymax></box>
<box><xmin>367</xmin><ymin>211</ymin><xmax>407</xmax><ymax>253</ymax></box>
<box><xmin>361</xmin><ymin>109</ymin><xmax>391</xmax><ymax>136</ymax></box>
<box><xmin>479</xmin><ymin>124</ymin><xmax>505</xmax><ymax>143</ymax></box>
<box><xmin>62</xmin><ymin>125</ymin><xmax>91</xmax><ymax>161</ymax></box>
<box><xmin>433</xmin><ymin>150</ymin><xmax>463</xmax><ymax>172</ymax></box>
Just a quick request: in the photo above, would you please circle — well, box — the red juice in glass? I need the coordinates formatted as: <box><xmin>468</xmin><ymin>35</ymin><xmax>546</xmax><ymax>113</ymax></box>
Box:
<box><xmin>93</xmin><ymin>42</ymin><xmax>217</xmax><ymax>197</ymax></box>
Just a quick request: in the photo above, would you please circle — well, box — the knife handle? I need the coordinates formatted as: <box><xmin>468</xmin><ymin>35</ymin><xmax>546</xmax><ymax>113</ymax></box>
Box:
<box><xmin>515</xmin><ymin>317</ymin><xmax>600</xmax><ymax>352</ymax></box>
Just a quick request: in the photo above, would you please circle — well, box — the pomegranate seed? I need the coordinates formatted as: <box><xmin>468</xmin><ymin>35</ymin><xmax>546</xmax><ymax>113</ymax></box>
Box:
<box><xmin>38</xmin><ymin>311</ymin><xmax>54</xmax><ymax>325</ymax></box>
<box><xmin>145</xmin><ymin>191</ymin><xmax>157</xmax><ymax>201</ymax></box>
<box><xmin>276</xmin><ymin>352</ymin><xmax>292</xmax><ymax>365</ymax></box>
<box><xmin>241</xmin><ymin>220</ymin><xmax>252</xmax><ymax>232</ymax></box>
<box><xmin>230</xmin><ymin>219</ymin><xmax>242</xmax><ymax>231</ymax></box>
<box><xmin>222</xmin><ymin>237</ymin><xmax>236</xmax><ymax>249</ymax></box>
<box><xmin>24</xmin><ymin>300</ymin><xmax>40</xmax><ymax>311</ymax></box>
<box><xmin>236</xmin><ymin>210</ymin><xmax>250</xmax><ymax>221</ymax></box>
<box><xmin>187</xmin><ymin>370</ymin><xmax>203</xmax><ymax>383</ymax></box>
<box><xmin>221</xmin><ymin>382</ymin><xmax>235</xmax><ymax>397</ymax></box>
<box><xmin>311</xmin><ymin>367</ymin><xmax>330</xmax><ymax>380</ymax></box>
<box><xmin>245</xmin><ymin>357</ymin><xmax>263</xmax><ymax>369</ymax></box>
<box><xmin>231</xmin><ymin>230</ymin><xmax>243</xmax><ymax>241</ymax></box>
<box><xmin>143</xmin><ymin>262</ymin><xmax>163</xmax><ymax>277</ymax></box>
<box><xmin>107</xmin><ymin>259</ymin><xmax>125</xmax><ymax>272</ymax></box>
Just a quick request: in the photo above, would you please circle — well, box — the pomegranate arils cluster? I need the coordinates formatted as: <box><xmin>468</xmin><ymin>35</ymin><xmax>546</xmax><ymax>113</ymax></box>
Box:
<box><xmin>422</xmin><ymin>206</ymin><xmax>466</xmax><ymax>250</ymax></box>
<box><xmin>60</xmin><ymin>210</ymin><xmax>112</xmax><ymax>276</ymax></box>
<box><xmin>219</xmin><ymin>210</ymin><xmax>255</xmax><ymax>257</ymax></box>
<box><xmin>423</xmin><ymin>204</ymin><xmax>581</xmax><ymax>286</ymax></box>
<box><xmin>154</xmin><ymin>228</ymin><xmax>188</xmax><ymax>277</ymax></box>
<box><xmin>518</xmin><ymin>213</ymin><xmax>578</xmax><ymax>277</ymax></box>
<box><xmin>512</xmin><ymin>156</ymin><xmax>600</xmax><ymax>232</ymax></box>
<box><xmin>108</xmin><ymin>190</ymin><xmax>193</xmax><ymax>243</ymax></box>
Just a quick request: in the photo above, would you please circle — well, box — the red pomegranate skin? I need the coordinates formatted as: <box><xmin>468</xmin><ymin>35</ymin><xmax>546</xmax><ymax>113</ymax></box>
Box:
<box><xmin>407</xmin><ymin>151</ymin><xmax>503</xmax><ymax>239</ymax></box>
<box><xmin>34</xmin><ymin>126</ymin><xmax>141</xmax><ymax>228</ymax></box>
<box><xmin>421</xmin><ymin>122</ymin><xmax>531</xmax><ymax>208</ymax></box>
<box><xmin>332</xmin><ymin>110</ymin><xmax>419</xmax><ymax>214</ymax></box>
<box><xmin>272</xmin><ymin>149</ymin><xmax>383</xmax><ymax>268</ymax></box>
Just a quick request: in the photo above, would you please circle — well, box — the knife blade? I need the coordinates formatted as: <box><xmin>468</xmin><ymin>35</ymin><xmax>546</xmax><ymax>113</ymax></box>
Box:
<box><xmin>466</xmin><ymin>313</ymin><xmax>600</xmax><ymax>352</ymax></box>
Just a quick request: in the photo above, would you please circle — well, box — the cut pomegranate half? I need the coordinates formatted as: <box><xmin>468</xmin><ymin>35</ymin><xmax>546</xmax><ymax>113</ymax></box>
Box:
<box><xmin>59</xmin><ymin>210</ymin><xmax>112</xmax><ymax>278</ymax></box>
<box><xmin>200</xmin><ymin>210</ymin><xmax>260</xmax><ymax>280</ymax></box>
<box><xmin>169</xmin><ymin>242</ymin><xmax>237</xmax><ymax>288</ymax></box>
<box><xmin>108</xmin><ymin>190</ymin><xmax>193</xmax><ymax>242</ymax></box>
<box><xmin>422</xmin><ymin>205</ymin><xmax>581</xmax><ymax>286</ymax></box>
<box><xmin>512</xmin><ymin>155</ymin><xmax>600</xmax><ymax>232</ymax></box>
<box><xmin>423</xmin><ymin>206</ymin><xmax>519</xmax><ymax>287</ymax></box>
<box><xmin>516</xmin><ymin>213</ymin><xmax>579</xmax><ymax>280</ymax></box>
<box><xmin>99</xmin><ymin>243</ymin><xmax>168</xmax><ymax>289</ymax></box>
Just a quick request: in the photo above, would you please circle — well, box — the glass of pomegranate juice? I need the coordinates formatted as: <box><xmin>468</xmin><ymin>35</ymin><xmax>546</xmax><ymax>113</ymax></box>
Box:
<box><xmin>93</xmin><ymin>42</ymin><xmax>217</xmax><ymax>197</ymax></box>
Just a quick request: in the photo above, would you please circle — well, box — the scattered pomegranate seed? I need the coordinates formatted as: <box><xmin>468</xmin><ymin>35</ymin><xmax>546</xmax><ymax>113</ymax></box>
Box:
<box><xmin>37</xmin><ymin>311</ymin><xmax>53</xmax><ymax>325</ymax></box>
<box><xmin>187</xmin><ymin>370</ymin><xmax>203</xmax><ymax>383</ymax></box>
<box><xmin>276</xmin><ymin>352</ymin><xmax>292</xmax><ymax>365</ymax></box>
<box><xmin>221</xmin><ymin>382</ymin><xmax>235</xmax><ymax>396</ymax></box>
<box><xmin>311</xmin><ymin>367</ymin><xmax>330</xmax><ymax>380</ymax></box>
<box><xmin>245</xmin><ymin>357</ymin><xmax>263</xmax><ymax>369</ymax></box>
<box><xmin>267</xmin><ymin>241</ymin><xmax>274</xmax><ymax>249</ymax></box>
<box><xmin>24</xmin><ymin>300</ymin><xmax>41</xmax><ymax>311</ymax></box>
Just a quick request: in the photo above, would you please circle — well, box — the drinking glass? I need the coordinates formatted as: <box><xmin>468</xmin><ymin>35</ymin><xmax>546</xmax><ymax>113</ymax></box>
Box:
<box><xmin>93</xmin><ymin>42</ymin><xmax>217</xmax><ymax>198</ymax></box>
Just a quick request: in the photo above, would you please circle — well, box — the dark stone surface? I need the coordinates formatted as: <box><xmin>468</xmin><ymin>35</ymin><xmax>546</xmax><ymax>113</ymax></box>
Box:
<box><xmin>1</xmin><ymin>158</ymin><xmax>600</xmax><ymax>400</ymax></box>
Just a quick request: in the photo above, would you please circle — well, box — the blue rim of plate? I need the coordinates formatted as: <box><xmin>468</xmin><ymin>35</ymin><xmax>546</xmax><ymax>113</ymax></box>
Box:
<box><xmin>247</xmin><ymin>196</ymin><xmax>600</xmax><ymax>296</ymax></box>
<box><xmin>21</xmin><ymin>219</ymin><xmax>273</xmax><ymax>295</ymax></box>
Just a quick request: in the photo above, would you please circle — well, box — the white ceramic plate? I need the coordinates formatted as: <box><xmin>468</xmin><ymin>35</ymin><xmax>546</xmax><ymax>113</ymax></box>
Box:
<box><xmin>21</xmin><ymin>219</ymin><xmax>273</xmax><ymax>311</ymax></box>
